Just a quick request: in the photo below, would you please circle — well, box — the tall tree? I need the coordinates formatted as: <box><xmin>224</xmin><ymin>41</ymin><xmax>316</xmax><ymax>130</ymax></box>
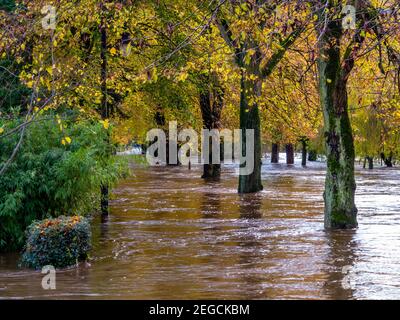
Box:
<box><xmin>315</xmin><ymin>0</ymin><xmax>367</xmax><ymax>228</ymax></box>
<box><xmin>216</xmin><ymin>1</ymin><xmax>307</xmax><ymax>193</ymax></box>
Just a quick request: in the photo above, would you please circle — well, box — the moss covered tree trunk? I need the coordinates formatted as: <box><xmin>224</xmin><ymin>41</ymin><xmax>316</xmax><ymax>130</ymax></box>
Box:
<box><xmin>317</xmin><ymin>7</ymin><xmax>362</xmax><ymax>229</ymax></box>
<box><xmin>271</xmin><ymin>143</ymin><xmax>279</xmax><ymax>163</ymax></box>
<box><xmin>199</xmin><ymin>74</ymin><xmax>224</xmax><ymax>179</ymax></box>
<box><xmin>238</xmin><ymin>69</ymin><xmax>263</xmax><ymax>193</ymax></box>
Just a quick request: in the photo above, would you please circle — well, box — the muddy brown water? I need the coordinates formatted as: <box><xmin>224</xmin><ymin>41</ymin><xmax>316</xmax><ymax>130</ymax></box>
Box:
<box><xmin>1</xmin><ymin>156</ymin><xmax>400</xmax><ymax>299</ymax></box>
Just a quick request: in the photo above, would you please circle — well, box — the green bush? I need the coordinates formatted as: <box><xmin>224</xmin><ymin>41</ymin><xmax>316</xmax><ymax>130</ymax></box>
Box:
<box><xmin>21</xmin><ymin>216</ymin><xmax>91</xmax><ymax>269</ymax></box>
<box><xmin>0</xmin><ymin>115</ymin><xmax>128</xmax><ymax>251</ymax></box>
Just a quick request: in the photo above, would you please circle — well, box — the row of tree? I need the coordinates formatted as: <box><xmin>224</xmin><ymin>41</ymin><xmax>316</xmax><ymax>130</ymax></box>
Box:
<box><xmin>1</xmin><ymin>0</ymin><xmax>399</xmax><ymax>230</ymax></box>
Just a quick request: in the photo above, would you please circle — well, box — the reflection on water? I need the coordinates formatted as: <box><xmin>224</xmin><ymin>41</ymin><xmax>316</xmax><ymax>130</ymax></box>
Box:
<box><xmin>1</xmin><ymin>156</ymin><xmax>400</xmax><ymax>299</ymax></box>
<box><xmin>322</xmin><ymin>230</ymin><xmax>357</xmax><ymax>300</ymax></box>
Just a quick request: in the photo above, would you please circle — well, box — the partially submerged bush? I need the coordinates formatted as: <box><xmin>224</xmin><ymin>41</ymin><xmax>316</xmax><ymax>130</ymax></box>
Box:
<box><xmin>21</xmin><ymin>216</ymin><xmax>91</xmax><ymax>269</ymax></box>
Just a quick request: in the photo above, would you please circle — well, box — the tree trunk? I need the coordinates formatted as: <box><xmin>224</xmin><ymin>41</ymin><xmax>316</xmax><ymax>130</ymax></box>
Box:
<box><xmin>380</xmin><ymin>152</ymin><xmax>393</xmax><ymax>167</ymax></box>
<box><xmin>301</xmin><ymin>140</ymin><xmax>307</xmax><ymax>166</ymax></box>
<box><xmin>100</xmin><ymin>3</ymin><xmax>109</xmax><ymax>217</ymax></box>
<box><xmin>238</xmin><ymin>70</ymin><xmax>263</xmax><ymax>193</ymax></box>
<box><xmin>317</xmin><ymin>17</ymin><xmax>357</xmax><ymax>229</ymax></box>
<box><xmin>199</xmin><ymin>74</ymin><xmax>223</xmax><ymax>179</ymax></box>
<box><xmin>367</xmin><ymin>156</ymin><xmax>373</xmax><ymax>170</ymax></box>
<box><xmin>271</xmin><ymin>143</ymin><xmax>279</xmax><ymax>163</ymax></box>
<box><xmin>154</xmin><ymin>110</ymin><xmax>179</xmax><ymax>166</ymax></box>
<box><xmin>285</xmin><ymin>143</ymin><xmax>294</xmax><ymax>165</ymax></box>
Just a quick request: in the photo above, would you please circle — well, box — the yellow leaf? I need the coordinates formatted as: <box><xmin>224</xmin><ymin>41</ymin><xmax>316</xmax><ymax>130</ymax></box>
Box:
<box><xmin>110</xmin><ymin>47</ymin><xmax>117</xmax><ymax>55</ymax></box>
<box><xmin>240</xmin><ymin>3</ymin><xmax>248</xmax><ymax>11</ymax></box>
<box><xmin>102</xmin><ymin>119</ymin><xmax>110</xmax><ymax>130</ymax></box>
<box><xmin>61</xmin><ymin>138</ymin><xmax>66</xmax><ymax>145</ymax></box>
<box><xmin>0</xmin><ymin>127</ymin><xmax>4</xmax><ymax>134</ymax></box>
<box><xmin>177</xmin><ymin>72</ymin><xmax>188</xmax><ymax>82</ymax></box>
<box><xmin>26</xmin><ymin>81</ymin><xmax>33</xmax><ymax>88</ymax></box>
<box><xmin>326</xmin><ymin>79</ymin><xmax>332</xmax><ymax>84</ymax></box>
<box><xmin>65</xmin><ymin>136</ymin><xmax>72</xmax><ymax>144</ymax></box>
<box><xmin>46</xmin><ymin>66</ymin><xmax>53</xmax><ymax>75</ymax></box>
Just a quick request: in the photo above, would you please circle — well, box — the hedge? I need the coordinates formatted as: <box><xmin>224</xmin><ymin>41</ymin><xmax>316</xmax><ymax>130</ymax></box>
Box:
<box><xmin>21</xmin><ymin>216</ymin><xmax>91</xmax><ymax>269</ymax></box>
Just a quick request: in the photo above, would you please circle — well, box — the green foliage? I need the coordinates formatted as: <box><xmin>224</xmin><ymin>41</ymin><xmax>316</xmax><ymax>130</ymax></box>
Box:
<box><xmin>21</xmin><ymin>215</ymin><xmax>91</xmax><ymax>269</ymax></box>
<box><xmin>0</xmin><ymin>116</ymin><xmax>128</xmax><ymax>251</ymax></box>
<box><xmin>0</xmin><ymin>0</ymin><xmax>16</xmax><ymax>12</ymax></box>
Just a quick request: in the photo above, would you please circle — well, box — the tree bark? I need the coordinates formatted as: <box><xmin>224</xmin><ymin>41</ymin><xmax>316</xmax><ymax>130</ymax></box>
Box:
<box><xmin>199</xmin><ymin>74</ymin><xmax>223</xmax><ymax>179</ymax></box>
<box><xmin>271</xmin><ymin>143</ymin><xmax>279</xmax><ymax>163</ymax></box>
<box><xmin>317</xmin><ymin>12</ymin><xmax>358</xmax><ymax>229</ymax></box>
<box><xmin>285</xmin><ymin>143</ymin><xmax>294</xmax><ymax>165</ymax></box>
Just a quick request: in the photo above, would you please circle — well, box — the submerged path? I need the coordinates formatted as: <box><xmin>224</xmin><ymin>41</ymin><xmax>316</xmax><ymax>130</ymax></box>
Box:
<box><xmin>1</xmin><ymin>156</ymin><xmax>400</xmax><ymax>299</ymax></box>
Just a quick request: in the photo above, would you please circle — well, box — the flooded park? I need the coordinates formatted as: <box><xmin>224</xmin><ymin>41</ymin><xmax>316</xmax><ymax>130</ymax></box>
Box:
<box><xmin>1</xmin><ymin>155</ymin><xmax>400</xmax><ymax>300</ymax></box>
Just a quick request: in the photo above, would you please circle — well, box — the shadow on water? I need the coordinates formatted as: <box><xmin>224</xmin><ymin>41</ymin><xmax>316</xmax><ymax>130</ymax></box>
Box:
<box><xmin>201</xmin><ymin>185</ymin><xmax>222</xmax><ymax>219</ymax></box>
<box><xmin>239</xmin><ymin>194</ymin><xmax>263</xmax><ymax>220</ymax></box>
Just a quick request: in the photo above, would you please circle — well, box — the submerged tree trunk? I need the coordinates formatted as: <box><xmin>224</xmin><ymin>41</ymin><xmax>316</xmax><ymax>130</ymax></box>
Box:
<box><xmin>100</xmin><ymin>3</ymin><xmax>109</xmax><ymax>217</ymax></box>
<box><xmin>238</xmin><ymin>70</ymin><xmax>263</xmax><ymax>193</ymax></box>
<box><xmin>301</xmin><ymin>139</ymin><xmax>307</xmax><ymax>166</ymax></box>
<box><xmin>199</xmin><ymin>74</ymin><xmax>224</xmax><ymax>179</ymax></box>
<box><xmin>380</xmin><ymin>152</ymin><xmax>393</xmax><ymax>167</ymax></box>
<box><xmin>285</xmin><ymin>143</ymin><xmax>294</xmax><ymax>165</ymax></box>
<box><xmin>367</xmin><ymin>156</ymin><xmax>374</xmax><ymax>170</ymax></box>
<box><xmin>271</xmin><ymin>143</ymin><xmax>279</xmax><ymax>163</ymax></box>
<box><xmin>317</xmin><ymin>13</ymin><xmax>359</xmax><ymax>229</ymax></box>
<box><xmin>153</xmin><ymin>110</ymin><xmax>179</xmax><ymax>166</ymax></box>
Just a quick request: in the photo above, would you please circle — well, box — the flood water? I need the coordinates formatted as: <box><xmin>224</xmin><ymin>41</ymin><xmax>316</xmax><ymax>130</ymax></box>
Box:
<box><xmin>1</xmin><ymin>155</ymin><xmax>400</xmax><ymax>299</ymax></box>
